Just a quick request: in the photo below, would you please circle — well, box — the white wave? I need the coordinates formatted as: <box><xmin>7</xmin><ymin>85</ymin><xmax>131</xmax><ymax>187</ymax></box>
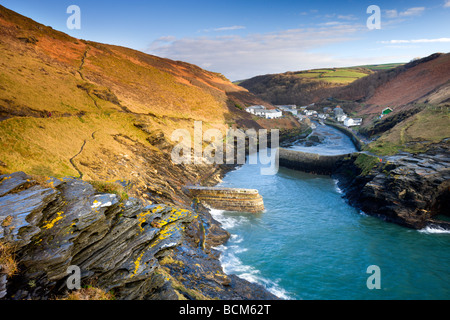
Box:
<box><xmin>208</xmin><ymin>206</ymin><xmax>292</xmax><ymax>299</ymax></box>
<box><xmin>333</xmin><ymin>179</ymin><xmax>343</xmax><ymax>194</ymax></box>
<box><xmin>230</xmin><ymin>245</ymin><xmax>248</xmax><ymax>254</ymax></box>
<box><xmin>419</xmin><ymin>226</ymin><xmax>450</xmax><ymax>234</ymax></box>
<box><xmin>231</xmin><ymin>234</ymin><xmax>243</xmax><ymax>243</ymax></box>
<box><xmin>219</xmin><ymin>246</ymin><xmax>292</xmax><ymax>300</ymax></box>
<box><xmin>208</xmin><ymin>208</ymin><xmax>233</xmax><ymax>229</ymax></box>
<box><xmin>208</xmin><ymin>207</ymin><xmax>249</xmax><ymax>230</ymax></box>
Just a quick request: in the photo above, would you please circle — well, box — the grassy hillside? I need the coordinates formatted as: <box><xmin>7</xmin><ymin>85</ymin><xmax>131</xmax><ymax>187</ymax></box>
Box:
<box><xmin>291</xmin><ymin>67</ymin><xmax>372</xmax><ymax>84</ymax></box>
<box><xmin>0</xmin><ymin>4</ymin><xmax>286</xmax><ymax>199</ymax></box>
<box><xmin>337</xmin><ymin>54</ymin><xmax>450</xmax><ymax>155</ymax></box>
<box><xmin>355</xmin><ymin>63</ymin><xmax>405</xmax><ymax>71</ymax></box>
<box><xmin>334</xmin><ymin>53</ymin><xmax>450</xmax><ymax>113</ymax></box>
<box><xmin>240</xmin><ymin>53</ymin><xmax>449</xmax><ymax>156</ymax></box>
<box><xmin>239</xmin><ymin>66</ymin><xmax>376</xmax><ymax>105</ymax></box>
<box><xmin>237</xmin><ymin>63</ymin><xmax>409</xmax><ymax>105</ymax></box>
<box><xmin>366</xmin><ymin>106</ymin><xmax>450</xmax><ymax>155</ymax></box>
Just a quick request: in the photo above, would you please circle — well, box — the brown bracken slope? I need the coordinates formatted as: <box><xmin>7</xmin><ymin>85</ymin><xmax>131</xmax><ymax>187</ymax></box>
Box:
<box><xmin>0</xmin><ymin>4</ymin><xmax>270</xmax><ymax>126</ymax></box>
<box><xmin>333</xmin><ymin>53</ymin><xmax>450</xmax><ymax>114</ymax></box>
<box><xmin>0</xmin><ymin>4</ymin><xmax>282</xmax><ymax>198</ymax></box>
<box><xmin>366</xmin><ymin>53</ymin><xmax>450</xmax><ymax>108</ymax></box>
<box><xmin>333</xmin><ymin>53</ymin><xmax>450</xmax><ymax>155</ymax></box>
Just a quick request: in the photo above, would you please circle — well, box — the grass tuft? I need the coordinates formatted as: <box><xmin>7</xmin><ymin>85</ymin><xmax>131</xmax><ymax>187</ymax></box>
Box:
<box><xmin>62</xmin><ymin>286</ymin><xmax>115</xmax><ymax>300</ymax></box>
<box><xmin>354</xmin><ymin>153</ymin><xmax>381</xmax><ymax>176</ymax></box>
<box><xmin>88</xmin><ymin>180</ymin><xmax>129</xmax><ymax>201</ymax></box>
<box><xmin>0</xmin><ymin>241</ymin><xmax>18</xmax><ymax>277</ymax></box>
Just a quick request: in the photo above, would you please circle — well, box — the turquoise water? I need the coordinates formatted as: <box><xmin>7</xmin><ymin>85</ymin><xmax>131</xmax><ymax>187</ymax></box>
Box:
<box><xmin>212</xmin><ymin>126</ymin><xmax>450</xmax><ymax>300</ymax></box>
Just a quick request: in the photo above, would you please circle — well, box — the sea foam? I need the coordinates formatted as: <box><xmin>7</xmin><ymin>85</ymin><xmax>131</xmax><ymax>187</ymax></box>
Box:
<box><xmin>210</xmin><ymin>207</ymin><xmax>293</xmax><ymax>300</ymax></box>
<box><xmin>418</xmin><ymin>226</ymin><xmax>450</xmax><ymax>234</ymax></box>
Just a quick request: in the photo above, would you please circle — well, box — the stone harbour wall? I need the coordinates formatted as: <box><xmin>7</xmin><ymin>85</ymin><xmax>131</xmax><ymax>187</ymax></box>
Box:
<box><xmin>279</xmin><ymin>148</ymin><xmax>352</xmax><ymax>175</ymax></box>
<box><xmin>186</xmin><ymin>187</ymin><xmax>265</xmax><ymax>213</ymax></box>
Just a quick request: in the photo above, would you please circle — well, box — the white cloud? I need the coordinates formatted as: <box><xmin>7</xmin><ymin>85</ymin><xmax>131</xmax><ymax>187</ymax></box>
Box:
<box><xmin>384</xmin><ymin>9</ymin><xmax>398</xmax><ymax>18</ymax></box>
<box><xmin>444</xmin><ymin>0</ymin><xmax>450</xmax><ymax>7</ymax></box>
<box><xmin>318</xmin><ymin>21</ymin><xmax>343</xmax><ymax>26</ymax></box>
<box><xmin>214</xmin><ymin>26</ymin><xmax>246</xmax><ymax>32</ymax></box>
<box><xmin>156</xmin><ymin>36</ymin><xmax>176</xmax><ymax>42</ymax></box>
<box><xmin>147</xmin><ymin>24</ymin><xmax>367</xmax><ymax>80</ymax></box>
<box><xmin>202</xmin><ymin>26</ymin><xmax>246</xmax><ymax>32</ymax></box>
<box><xmin>399</xmin><ymin>7</ymin><xmax>425</xmax><ymax>17</ymax></box>
<box><xmin>385</xmin><ymin>7</ymin><xmax>425</xmax><ymax>19</ymax></box>
<box><xmin>337</xmin><ymin>14</ymin><xmax>358</xmax><ymax>20</ymax></box>
<box><xmin>380</xmin><ymin>38</ymin><xmax>450</xmax><ymax>44</ymax></box>
<box><xmin>384</xmin><ymin>45</ymin><xmax>421</xmax><ymax>49</ymax></box>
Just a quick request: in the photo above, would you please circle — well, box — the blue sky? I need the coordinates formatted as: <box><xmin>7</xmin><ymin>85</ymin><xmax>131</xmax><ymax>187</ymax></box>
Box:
<box><xmin>2</xmin><ymin>0</ymin><xmax>449</xmax><ymax>80</ymax></box>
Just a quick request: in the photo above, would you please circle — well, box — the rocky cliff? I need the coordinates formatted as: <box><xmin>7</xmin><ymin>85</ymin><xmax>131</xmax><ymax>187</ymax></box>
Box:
<box><xmin>0</xmin><ymin>5</ymin><xmax>295</xmax><ymax>300</ymax></box>
<box><xmin>0</xmin><ymin>171</ymin><xmax>278</xmax><ymax>300</ymax></box>
<box><xmin>333</xmin><ymin>143</ymin><xmax>450</xmax><ymax>230</ymax></box>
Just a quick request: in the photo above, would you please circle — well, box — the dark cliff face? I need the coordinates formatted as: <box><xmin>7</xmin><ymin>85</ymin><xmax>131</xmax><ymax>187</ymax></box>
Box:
<box><xmin>333</xmin><ymin>143</ymin><xmax>450</xmax><ymax>230</ymax></box>
<box><xmin>0</xmin><ymin>171</ymin><xmax>278</xmax><ymax>300</ymax></box>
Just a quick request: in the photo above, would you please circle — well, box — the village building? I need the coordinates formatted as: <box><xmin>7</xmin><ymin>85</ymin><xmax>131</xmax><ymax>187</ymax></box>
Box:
<box><xmin>247</xmin><ymin>106</ymin><xmax>282</xmax><ymax>119</ymax></box>
<box><xmin>276</xmin><ymin>105</ymin><xmax>298</xmax><ymax>115</ymax></box>
<box><xmin>380</xmin><ymin>107</ymin><xmax>393</xmax><ymax>118</ymax></box>
<box><xmin>305</xmin><ymin>110</ymin><xmax>317</xmax><ymax>116</ymax></box>
<box><xmin>344</xmin><ymin>118</ymin><xmax>363</xmax><ymax>127</ymax></box>
<box><xmin>245</xmin><ymin>105</ymin><xmax>266</xmax><ymax>115</ymax></box>
<box><xmin>323</xmin><ymin>107</ymin><xmax>332</xmax><ymax>114</ymax></box>
<box><xmin>259</xmin><ymin>109</ymin><xmax>283</xmax><ymax>119</ymax></box>
<box><xmin>333</xmin><ymin>106</ymin><xmax>347</xmax><ymax>122</ymax></box>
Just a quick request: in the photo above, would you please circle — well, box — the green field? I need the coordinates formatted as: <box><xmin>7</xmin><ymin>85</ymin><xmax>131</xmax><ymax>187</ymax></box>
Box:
<box><xmin>355</xmin><ymin>63</ymin><xmax>405</xmax><ymax>71</ymax></box>
<box><xmin>235</xmin><ymin>63</ymin><xmax>405</xmax><ymax>86</ymax></box>
<box><xmin>294</xmin><ymin>67</ymin><xmax>372</xmax><ymax>84</ymax></box>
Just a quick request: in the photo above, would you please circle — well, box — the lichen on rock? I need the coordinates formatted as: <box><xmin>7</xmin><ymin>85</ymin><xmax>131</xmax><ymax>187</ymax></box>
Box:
<box><xmin>0</xmin><ymin>171</ymin><xmax>278</xmax><ymax>300</ymax></box>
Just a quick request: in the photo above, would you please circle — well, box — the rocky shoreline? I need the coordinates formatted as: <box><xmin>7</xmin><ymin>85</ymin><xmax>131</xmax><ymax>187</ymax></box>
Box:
<box><xmin>332</xmin><ymin>142</ymin><xmax>450</xmax><ymax>230</ymax></box>
<box><xmin>0</xmin><ymin>170</ymin><xmax>279</xmax><ymax>300</ymax></box>
<box><xmin>2</xmin><ymin>129</ymin><xmax>448</xmax><ymax>300</ymax></box>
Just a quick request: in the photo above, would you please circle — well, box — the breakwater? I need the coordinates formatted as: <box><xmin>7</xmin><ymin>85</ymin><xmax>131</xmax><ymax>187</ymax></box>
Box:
<box><xmin>186</xmin><ymin>186</ymin><xmax>265</xmax><ymax>213</ymax></box>
<box><xmin>323</xmin><ymin>121</ymin><xmax>364</xmax><ymax>151</ymax></box>
<box><xmin>279</xmin><ymin>122</ymin><xmax>362</xmax><ymax>175</ymax></box>
<box><xmin>279</xmin><ymin>148</ymin><xmax>352</xmax><ymax>175</ymax></box>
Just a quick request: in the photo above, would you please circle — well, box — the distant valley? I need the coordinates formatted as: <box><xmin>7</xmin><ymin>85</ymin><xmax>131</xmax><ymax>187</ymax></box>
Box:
<box><xmin>239</xmin><ymin>53</ymin><xmax>450</xmax><ymax>156</ymax></box>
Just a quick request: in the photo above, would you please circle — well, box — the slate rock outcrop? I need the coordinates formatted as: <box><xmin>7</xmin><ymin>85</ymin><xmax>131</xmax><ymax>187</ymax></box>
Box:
<box><xmin>333</xmin><ymin>143</ymin><xmax>450</xmax><ymax>230</ymax></box>
<box><xmin>0</xmin><ymin>172</ymin><xmax>278</xmax><ymax>300</ymax></box>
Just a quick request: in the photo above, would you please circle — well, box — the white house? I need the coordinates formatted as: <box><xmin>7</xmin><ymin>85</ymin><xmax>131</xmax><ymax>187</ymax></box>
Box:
<box><xmin>246</xmin><ymin>105</ymin><xmax>282</xmax><ymax>119</ymax></box>
<box><xmin>336</xmin><ymin>114</ymin><xmax>347</xmax><ymax>122</ymax></box>
<box><xmin>344</xmin><ymin>118</ymin><xmax>363</xmax><ymax>127</ymax></box>
<box><xmin>334</xmin><ymin>107</ymin><xmax>347</xmax><ymax>122</ymax></box>
<box><xmin>254</xmin><ymin>109</ymin><xmax>282</xmax><ymax>119</ymax></box>
<box><xmin>276</xmin><ymin>105</ymin><xmax>298</xmax><ymax>115</ymax></box>
<box><xmin>334</xmin><ymin>106</ymin><xmax>344</xmax><ymax>116</ymax></box>
<box><xmin>305</xmin><ymin>110</ymin><xmax>317</xmax><ymax>116</ymax></box>
<box><xmin>245</xmin><ymin>105</ymin><xmax>266</xmax><ymax>115</ymax></box>
<box><xmin>253</xmin><ymin>109</ymin><xmax>266</xmax><ymax>117</ymax></box>
<box><xmin>261</xmin><ymin>109</ymin><xmax>283</xmax><ymax>119</ymax></box>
